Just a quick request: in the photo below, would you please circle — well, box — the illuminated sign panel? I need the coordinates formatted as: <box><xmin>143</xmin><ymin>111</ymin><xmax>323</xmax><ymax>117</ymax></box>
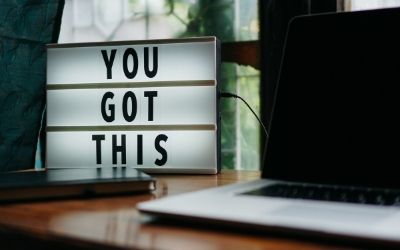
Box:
<box><xmin>46</xmin><ymin>37</ymin><xmax>220</xmax><ymax>174</ymax></box>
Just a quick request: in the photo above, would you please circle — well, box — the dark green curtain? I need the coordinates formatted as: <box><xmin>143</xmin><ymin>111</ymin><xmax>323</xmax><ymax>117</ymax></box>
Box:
<box><xmin>0</xmin><ymin>0</ymin><xmax>64</xmax><ymax>172</ymax></box>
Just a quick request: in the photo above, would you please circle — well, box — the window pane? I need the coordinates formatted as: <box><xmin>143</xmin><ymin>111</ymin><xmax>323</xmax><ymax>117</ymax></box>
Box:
<box><xmin>50</xmin><ymin>0</ymin><xmax>260</xmax><ymax>170</ymax></box>
<box><xmin>346</xmin><ymin>0</ymin><xmax>400</xmax><ymax>11</ymax></box>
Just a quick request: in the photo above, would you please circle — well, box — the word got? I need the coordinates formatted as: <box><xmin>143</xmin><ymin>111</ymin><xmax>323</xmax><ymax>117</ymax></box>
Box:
<box><xmin>92</xmin><ymin>47</ymin><xmax>168</xmax><ymax>167</ymax></box>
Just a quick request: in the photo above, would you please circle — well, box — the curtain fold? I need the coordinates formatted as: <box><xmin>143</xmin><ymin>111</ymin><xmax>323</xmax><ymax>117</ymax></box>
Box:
<box><xmin>0</xmin><ymin>0</ymin><xmax>64</xmax><ymax>172</ymax></box>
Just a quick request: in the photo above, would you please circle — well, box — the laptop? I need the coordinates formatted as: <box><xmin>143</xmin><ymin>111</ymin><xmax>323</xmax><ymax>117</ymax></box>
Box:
<box><xmin>138</xmin><ymin>8</ymin><xmax>400</xmax><ymax>244</ymax></box>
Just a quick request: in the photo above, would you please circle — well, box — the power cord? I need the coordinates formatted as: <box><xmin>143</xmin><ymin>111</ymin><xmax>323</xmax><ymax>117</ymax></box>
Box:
<box><xmin>219</xmin><ymin>92</ymin><xmax>269</xmax><ymax>138</ymax></box>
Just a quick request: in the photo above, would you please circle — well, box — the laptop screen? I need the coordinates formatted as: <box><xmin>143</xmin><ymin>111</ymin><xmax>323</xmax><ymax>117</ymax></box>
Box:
<box><xmin>263</xmin><ymin>8</ymin><xmax>400</xmax><ymax>189</ymax></box>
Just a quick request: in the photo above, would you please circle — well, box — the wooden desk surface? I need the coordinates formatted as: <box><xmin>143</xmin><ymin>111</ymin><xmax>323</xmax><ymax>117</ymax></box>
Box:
<box><xmin>0</xmin><ymin>170</ymin><xmax>356</xmax><ymax>250</ymax></box>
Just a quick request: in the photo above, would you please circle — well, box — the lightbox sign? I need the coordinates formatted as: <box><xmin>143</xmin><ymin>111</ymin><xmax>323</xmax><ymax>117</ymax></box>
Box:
<box><xmin>46</xmin><ymin>37</ymin><xmax>220</xmax><ymax>174</ymax></box>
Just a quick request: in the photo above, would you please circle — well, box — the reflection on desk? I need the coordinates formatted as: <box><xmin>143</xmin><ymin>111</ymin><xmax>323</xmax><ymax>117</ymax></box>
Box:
<box><xmin>0</xmin><ymin>170</ymin><xmax>352</xmax><ymax>250</ymax></box>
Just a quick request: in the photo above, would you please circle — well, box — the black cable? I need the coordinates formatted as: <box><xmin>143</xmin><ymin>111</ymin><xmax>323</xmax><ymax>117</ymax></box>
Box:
<box><xmin>219</xmin><ymin>92</ymin><xmax>269</xmax><ymax>138</ymax></box>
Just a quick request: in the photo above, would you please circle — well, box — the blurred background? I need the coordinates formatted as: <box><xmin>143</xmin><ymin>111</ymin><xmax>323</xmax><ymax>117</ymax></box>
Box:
<box><xmin>54</xmin><ymin>0</ymin><xmax>260</xmax><ymax>171</ymax></box>
<box><xmin>36</xmin><ymin>0</ymin><xmax>400</xmax><ymax>170</ymax></box>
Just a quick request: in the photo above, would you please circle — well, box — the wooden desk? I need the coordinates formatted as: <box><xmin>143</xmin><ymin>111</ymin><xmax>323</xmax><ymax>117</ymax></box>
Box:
<box><xmin>0</xmin><ymin>170</ymin><xmax>355</xmax><ymax>250</ymax></box>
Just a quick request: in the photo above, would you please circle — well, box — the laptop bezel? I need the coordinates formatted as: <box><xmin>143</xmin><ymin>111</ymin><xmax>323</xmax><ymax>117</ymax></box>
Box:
<box><xmin>261</xmin><ymin>8</ymin><xmax>400</xmax><ymax>189</ymax></box>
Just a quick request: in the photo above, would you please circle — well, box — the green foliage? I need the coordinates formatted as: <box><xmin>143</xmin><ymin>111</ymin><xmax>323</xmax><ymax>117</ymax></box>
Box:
<box><xmin>166</xmin><ymin>0</ymin><xmax>260</xmax><ymax>170</ymax></box>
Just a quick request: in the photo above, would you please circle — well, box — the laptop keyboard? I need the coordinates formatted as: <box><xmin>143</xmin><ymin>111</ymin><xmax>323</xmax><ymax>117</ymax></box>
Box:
<box><xmin>242</xmin><ymin>183</ymin><xmax>400</xmax><ymax>206</ymax></box>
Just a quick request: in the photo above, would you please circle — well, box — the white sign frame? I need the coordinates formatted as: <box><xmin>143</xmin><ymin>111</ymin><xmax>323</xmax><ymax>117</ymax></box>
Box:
<box><xmin>46</xmin><ymin>37</ymin><xmax>220</xmax><ymax>174</ymax></box>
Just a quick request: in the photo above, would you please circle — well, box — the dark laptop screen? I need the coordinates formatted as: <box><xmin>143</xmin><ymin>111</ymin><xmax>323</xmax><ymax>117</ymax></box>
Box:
<box><xmin>264</xmin><ymin>8</ymin><xmax>400</xmax><ymax>189</ymax></box>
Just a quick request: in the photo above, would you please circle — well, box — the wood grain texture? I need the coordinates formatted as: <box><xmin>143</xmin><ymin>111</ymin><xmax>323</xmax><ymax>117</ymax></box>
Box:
<box><xmin>0</xmin><ymin>170</ymin><xmax>354</xmax><ymax>250</ymax></box>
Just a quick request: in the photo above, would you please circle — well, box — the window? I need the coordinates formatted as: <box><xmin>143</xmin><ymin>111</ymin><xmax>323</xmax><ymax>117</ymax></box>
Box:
<box><xmin>344</xmin><ymin>0</ymin><xmax>400</xmax><ymax>11</ymax></box>
<box><xmin>37</xmin><ymin>0</ymin><xmax>261</xmax><ymax>170</ymax></box>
